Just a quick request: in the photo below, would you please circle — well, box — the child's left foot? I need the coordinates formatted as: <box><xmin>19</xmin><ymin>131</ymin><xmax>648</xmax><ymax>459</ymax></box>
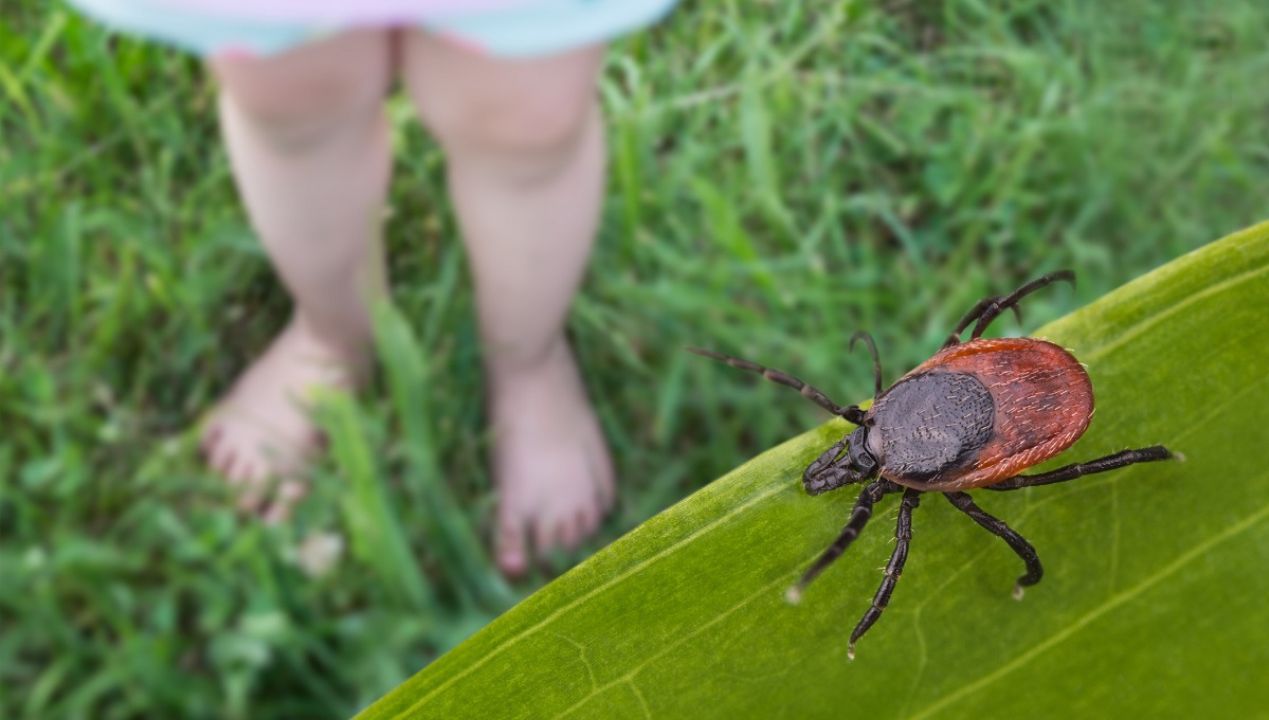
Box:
<box><xmin>490</xmin><ymin>339</ymin><xmax>616</xmax><ymax>576</ymax></box>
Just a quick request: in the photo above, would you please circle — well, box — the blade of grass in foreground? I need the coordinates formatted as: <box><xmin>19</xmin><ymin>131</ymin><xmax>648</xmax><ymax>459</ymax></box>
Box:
<box><xmin>321</xmin><ymin>393</ymin><xmax>434</xmax><ymax>613</ymax></box>
<box><xmin>374</xmin><ymin>302</ymin><xmax>512</xmax><ymax>610</ymax></box>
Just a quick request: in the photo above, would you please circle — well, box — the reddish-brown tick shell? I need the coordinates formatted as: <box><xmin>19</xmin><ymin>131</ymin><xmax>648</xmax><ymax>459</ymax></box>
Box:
<box><xmin>881</xmin><ymin>337</ymin><xmax>1094</xmax><ymax>491</ymax></box>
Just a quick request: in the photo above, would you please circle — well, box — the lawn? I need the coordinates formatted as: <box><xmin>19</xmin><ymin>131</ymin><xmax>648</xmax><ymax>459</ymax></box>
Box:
<box><xmin>1</xmin><ymin>0</ymin><xmax>1267</xmax><ymax>717</ymax></box>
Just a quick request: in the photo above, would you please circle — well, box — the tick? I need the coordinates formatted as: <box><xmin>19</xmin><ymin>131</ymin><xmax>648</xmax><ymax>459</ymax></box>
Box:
<box><xmin>690</xmin><ymin>271</ymin><xmax>1173</xmax><ymax>658</ymax></box>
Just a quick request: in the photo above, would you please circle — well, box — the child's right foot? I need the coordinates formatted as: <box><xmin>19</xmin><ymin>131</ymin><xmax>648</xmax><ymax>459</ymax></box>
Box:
<box><xmin>200</xmin><ymin>316</ymin><xmax>367</xmax><ymax>522</ymax></box>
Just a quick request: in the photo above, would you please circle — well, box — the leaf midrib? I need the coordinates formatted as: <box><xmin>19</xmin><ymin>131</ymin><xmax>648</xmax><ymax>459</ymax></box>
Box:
<box><xmin>1074</xmin><ymin>261</ymin><xmax>1268</xmax><ymax>364</ymax></box>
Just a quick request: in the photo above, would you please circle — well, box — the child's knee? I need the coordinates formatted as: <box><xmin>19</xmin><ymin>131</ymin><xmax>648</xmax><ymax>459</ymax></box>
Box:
<box><xmin>413</xmin><ymin>83</ymin><xmax>597</xmax><ymax>170</ymax></box>
<box><xmin>404</xmin><ymin>40</ymin><xmax>602</xmax><ymax>166</ymax></box>
<box><xmin>211</xmin><ymin>29</ymin><xmax>392</xmax><ymax>149</ymax></box>
<box><xmin>434</xmin><ymin>94</ymin><xmax>593</xmax><ymax>160</ymax></box>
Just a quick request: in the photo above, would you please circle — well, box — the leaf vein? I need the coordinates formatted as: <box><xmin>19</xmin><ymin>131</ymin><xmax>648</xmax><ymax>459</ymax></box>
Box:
<box><xmin>551</xmin><ymin>633</ymin><xmax>597</xmax><ymax>692</ymax></box>
<box><xmin>551</xmin><ymin>571</ymin><xmax>795</xmax><ymax>719</ymax></box>
<box><xmin>628</xmin><ymin>681</ymin><xmax>652</xmax><ymax>720</ymax></box>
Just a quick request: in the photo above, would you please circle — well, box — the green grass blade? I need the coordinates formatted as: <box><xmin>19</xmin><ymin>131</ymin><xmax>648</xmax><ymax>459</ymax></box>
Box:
<box><xmin>320</xmin><ymin>392</ymin><xmax>434</xmax><ymax>612</ymax></box>
<box><xmin>357</xmin><ymin>221</ymin><xmax>1269</xmax><ymax>719</ymax></box>
<box><xmin>373</xmin><ymin>302</ymin><xmax>512</xmax><ymax>609</ymax></box>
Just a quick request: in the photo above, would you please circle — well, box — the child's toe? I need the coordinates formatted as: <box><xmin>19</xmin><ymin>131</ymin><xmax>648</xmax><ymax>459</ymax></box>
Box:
<box><xmin>212</xmin><ymin>446</ymin><xmax>238</xmax><ymax>478</ymax></box>
<box><xmin>557</xmin><ymin>517</ymin><xmax>581</xmax><ymax>552</ymax></box>
<box><xmin>236</xmin><ymin>480</ymin><xmax>266</xmax><ymax>514</ymax></box>
<box><xmin>533</xmin><ymin>517</ymin><xmax>557</xmax><ymax>561</ymax></box>
<box><xmin>497</xmin><ymin>514</ymin><xmax>530</xmax><ymax>577</ymax></box>
<box><xmin>264</xmin><ymin>480</ymin><xmax>306</xmax><ymax>524</ymax></box>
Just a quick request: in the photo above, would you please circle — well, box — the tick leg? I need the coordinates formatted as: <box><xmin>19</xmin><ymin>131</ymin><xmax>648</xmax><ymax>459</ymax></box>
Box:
<box><xmin>985</xmin><ymin>446</ymin><xmax>1173</xmax><ymax>491</ymax></box>
<box><xmin>848</xmin><ymin>488</ymin><xmax>921</xmax><ymax>660</ymax></box>
<box><xmin>942</xmin><ymin>270</ymin><xmax>1074</xmax><ymax>347</ymax></box>
<box><xmin>943</xmin><ymin>296</ymin><xmax>1014</xmax><ymax>348</ymax></box>
<box><xmin>969</xmin><ymin>269</ymin><xmax>1075</xmax><ymax>340</ymax></box>
<box><xmin>787</xmin><ymin>481</ymin><xmax>894</xmax><ymax>603</ymax></box>
<box><xmin>944</xmin><ymin>491</ymin><xmax>1042</xmax><ymax>597</ymax></box>
<box><xmin>687</xmin><ymin>347</ymin><xmax>866</xmax><ymax>424</ymax></box>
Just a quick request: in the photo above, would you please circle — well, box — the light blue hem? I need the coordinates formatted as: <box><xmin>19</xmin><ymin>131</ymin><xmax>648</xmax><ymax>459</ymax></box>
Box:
<box><xmin>66</xmin><ymin>0</ymin><xmax>680</xmax><ymax>58</ymax></box>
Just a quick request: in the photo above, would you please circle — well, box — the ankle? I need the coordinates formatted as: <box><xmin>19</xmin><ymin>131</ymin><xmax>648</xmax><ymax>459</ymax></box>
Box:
<box><xmin>285</xmin><ymin>315</ymin><xmax>374</xmax><ymax>383</ymax></box>
<box><xmin>484</xmin><ymin>334</ymin><xmax>572</xmax><ymax>389</ymax></box>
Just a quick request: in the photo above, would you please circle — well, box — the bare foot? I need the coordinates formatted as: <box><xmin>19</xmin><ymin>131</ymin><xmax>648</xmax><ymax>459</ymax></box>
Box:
<box><xmin>200</xmin><ymin>316</ymin><xmax>367</xmax><ymax>523</ymax></box>
<box><xmin>490</xmin><ymin>339</ymin><xmax>616</xmax><ymax>576</ymax></box>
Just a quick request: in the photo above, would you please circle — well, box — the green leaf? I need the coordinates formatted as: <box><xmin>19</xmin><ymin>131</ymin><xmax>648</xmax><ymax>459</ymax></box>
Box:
<box><xmin>358</xmin><ymin>222</ymin><xmax>1269</xmax><ymax>719</ymax></box>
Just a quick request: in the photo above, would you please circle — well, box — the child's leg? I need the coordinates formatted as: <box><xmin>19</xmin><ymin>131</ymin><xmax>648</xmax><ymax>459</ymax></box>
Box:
<box><xmin>203</xmin><ymin>30</ymin><xmax>394</xmax><ymax>521</ymax></box>
<box><xmin>400</xmin><ymin>32</ymin><xmax>615</xmax><ymax>576</ymax></box>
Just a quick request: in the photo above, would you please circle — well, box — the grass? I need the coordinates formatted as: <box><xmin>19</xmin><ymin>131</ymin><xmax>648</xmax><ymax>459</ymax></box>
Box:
<box><xmin>2</xmin><ymin>0</ymin><xmax>1267</xmax><ymax>717</ymax></box>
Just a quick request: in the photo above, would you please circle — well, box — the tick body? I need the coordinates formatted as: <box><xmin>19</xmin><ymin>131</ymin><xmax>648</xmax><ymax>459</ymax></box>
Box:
<box><xmin>869</xmin><ymin>337</ymin><xmax>1093</xmax><ymax>491</ymax></box>
<box><xmin>690</xmin><ymin>271</ymin><xmax>1172</xmax><ymax>658</ymax></box>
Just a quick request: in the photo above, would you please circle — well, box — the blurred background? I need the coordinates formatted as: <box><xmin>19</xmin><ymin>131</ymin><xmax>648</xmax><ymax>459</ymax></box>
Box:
<box><xmin>2</xmin><ymin>0</ymin><xmax>1267</xmax><ymax>717</ymax></box>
